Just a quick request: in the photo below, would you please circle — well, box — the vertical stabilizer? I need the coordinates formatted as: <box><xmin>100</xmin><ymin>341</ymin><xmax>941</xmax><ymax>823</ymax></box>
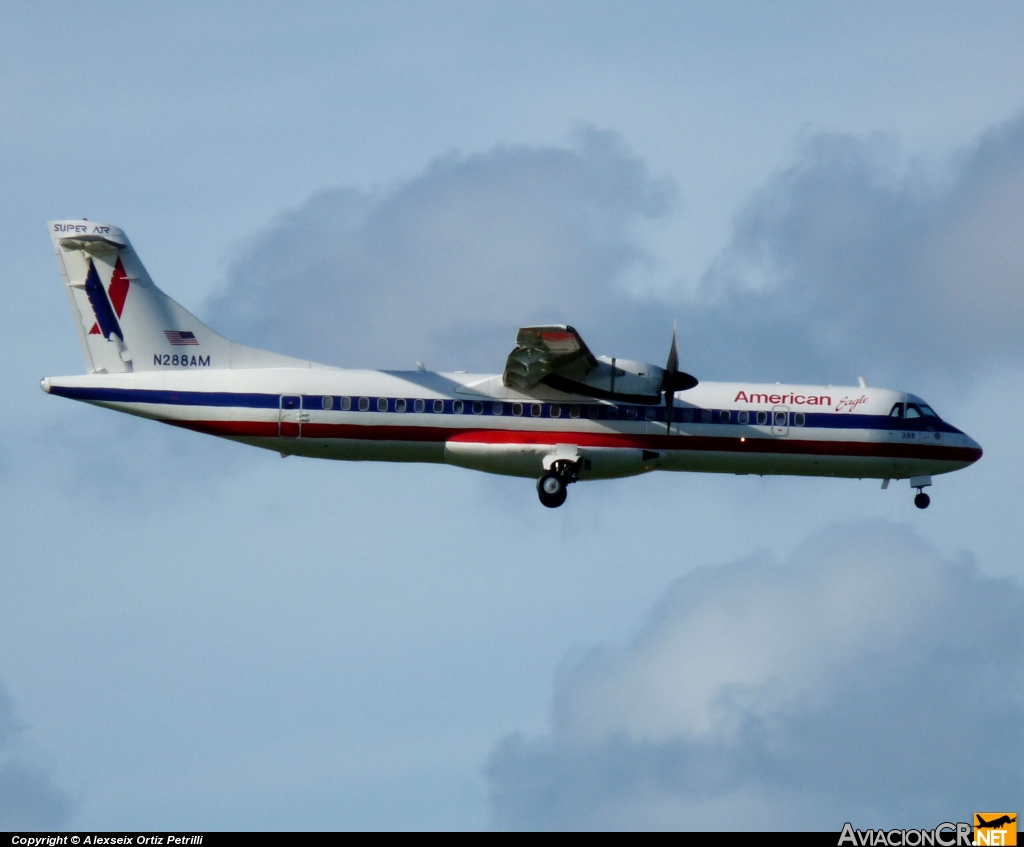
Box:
<box><xmin>48</xmin><ymin>220</ymin><xmax>308</xmax><ymax>373</ymax></box>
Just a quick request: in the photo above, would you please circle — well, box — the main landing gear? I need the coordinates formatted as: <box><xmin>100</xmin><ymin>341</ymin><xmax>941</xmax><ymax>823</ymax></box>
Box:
<box><xmin>537</xmin><ymin>460</ymin><xmax>581</xmax><ymax>508</ymax></box>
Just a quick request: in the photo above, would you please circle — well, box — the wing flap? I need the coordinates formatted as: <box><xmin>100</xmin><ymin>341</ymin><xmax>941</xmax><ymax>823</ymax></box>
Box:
<box><xmin>503</xmin><ymin>325</ymin><xmax>597</xmax><ymax>390</ymax></box>
<box><xmin>501</xmin><ymin>323</ymin><xmax>697</xmax><ymax>401</ymax></box>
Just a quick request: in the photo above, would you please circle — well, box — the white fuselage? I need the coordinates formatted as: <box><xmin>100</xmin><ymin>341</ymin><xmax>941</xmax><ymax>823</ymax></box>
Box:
<box><xmin>42</xmin><ymin>367</ymin><xmax>983</xmax><ymax>483</ymax></box>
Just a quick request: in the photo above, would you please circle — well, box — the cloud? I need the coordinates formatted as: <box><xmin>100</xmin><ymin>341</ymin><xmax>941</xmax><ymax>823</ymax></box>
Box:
<box><xmin>208</xmin><ymin>114</ymin><xmax>1024</xmax><ymax>393</ymax></box>
<box><xmin>0</xmin><ymin>683</ymin><xmax>73</xmax><ymax>829</ymax></box>
<box><xmin>208</xmin><ymin>127</ymin><xmax>675</xmax><ymax>373</ymax></box>
<box><xmin>681</xmin><ymin>116</ymin><xmax>1024</xmax><ymax>386</ymax></box>
<box><xmin>485</xmin><ymin>523</ymin><xmax>1024</xmax><ymax>830</ymax></box>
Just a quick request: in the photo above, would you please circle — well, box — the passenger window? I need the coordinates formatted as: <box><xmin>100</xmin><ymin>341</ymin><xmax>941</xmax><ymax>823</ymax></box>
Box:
<box><xmin>700</xmin><ymin>410</ymin><xmax>712</xmax><ymax>423</ymax></box>
<box><xmin>889</xmin><ymin>403</ymin><xmax>904</xmax><ymax>418</ymax></box>
<box><xmin>738</xmin><ymin>411</ymin><xmax>749</xmax><ymax>424</ymax></box>
<box><xmin>645</xmin><ymin>407</ymin><xmax>656</xmax><ymax>421</ymax></box>
<box><xmin>720</xmin><ymin>410</ymin><xmax>731</xmax><ymax>423</ymax></box>
<box><xmin>531</xmin><ymin>403</ymin><xmax>541</xmax><ymax>417</ymax></box>
<box><xmin>550</xmin><ymin>404</ymin><xmax>561</xmax><ymax>418</ymax></box>
<box><xmin>905</xmin><ymin>404</ymin><xmax>922</xmax><ymax>419</ymax></box>
<box><xmin>607</xmin><ymin>406</ymin><xmax>618</xmax><ymax>420</ymax></box>
<box><xmin>589</xmin><ymin>405</ymin><xmax>601</xmax><ymax>419</ymax></box>
<box><xmin>341</xmin><ymin>396</ymin><xmax>352</xmax><ymax>411</ymax></box>
<box><xmin>774</xmin><ymin>411</ymin><xmax>787</xmax><ymax>426</ymax></box>
<box><xmin>682</xmin><ymin>409</ymin><xmax>694</xmax><ymax>423</ymax></box>
<box><xmin>453</xmin><ymin>400</ymin><xmax>464</xmax><ymax>414</ymax></box>
<box><xmin>626</xmin><ymin>407</ymin><xmax>637</xmax><ymax>420</ymax></box>
<box><xmin>358</xmin><ymin>397</ymin><xmax>370</xmax><ymax>412</ymax></box>
<box><xmin>395</xmin><ymin>398</ymin><xmax>407</xmax><ymax>413</ymax></box>
<box><xmin>492</xmin><ymin>402</ymin><xmax>504</xmax><ymax>415</ymax></box>
<box><xmin>377</xmin><ymin>397</ymin><xmax>389</xmax><ymax>412</ymax></box>
<box><xmin>433</xmin><ymin>399</ymin><xmax>445</xmax><ymax>413</ymax></box>
<box><xmin>756</xmin><ymin>411</ymin><xmax>768</xmax><ymax>425</ymax></box>
<box><xmin>570</xmin><ymin>405</ymin><xmax>581</xmax><ymax>418</ymax></box>
<box><xmin>794</xmin><ymin>413</ymin><xmax>805</xmax><ymax>426</ymax></box>
<box><xmin>513</xmin><ymin>403</ymin><xmax>523</xmax><ymax>416</ymax></box>
<box><xmin>414</xmin><ymin>399</ymin><xmax>425</xmax><ymax>413</ymax></box>
<box><xmin>322</xmin><ymin>396</ymin><xmax>334</xmax><ymax>411</ymax></box>
<box><xmin>472</xmin><ymin>401</ymin><xmax>483</xmax><ymax>415</ymax></box>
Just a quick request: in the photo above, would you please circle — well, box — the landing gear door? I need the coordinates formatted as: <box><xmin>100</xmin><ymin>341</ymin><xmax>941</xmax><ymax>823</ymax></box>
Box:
<box><xmin>772</xmin><ymin>405</ymin><xmax>790</xmax><ymax>436</ymax></box>
<box><xmin>280</xmin><ymin>395</ymin><xmax>303</xmax><ymax>438</ymax></box>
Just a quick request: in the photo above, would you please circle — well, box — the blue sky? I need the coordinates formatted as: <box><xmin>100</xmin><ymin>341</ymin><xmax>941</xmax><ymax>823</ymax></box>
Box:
<box><xmin>1</xmin><ymin>2</ymin><xmax>1023</xmax><ymax>830</ymax></box>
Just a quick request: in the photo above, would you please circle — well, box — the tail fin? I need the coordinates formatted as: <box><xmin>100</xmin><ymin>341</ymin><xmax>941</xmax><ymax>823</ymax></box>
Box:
<box><xmin>49</xmin><ymin>220</ymin><xmax>306</xmax><ymax>373</ymax></box>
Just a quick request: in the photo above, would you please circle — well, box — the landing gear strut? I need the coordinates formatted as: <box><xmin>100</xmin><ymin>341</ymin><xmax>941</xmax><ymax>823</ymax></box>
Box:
<box><xmin>910</xmin><ymin>475</ymin><xmax>932</xmax><ymax>510</ymax></box>
<box><xmin>537</xmin><ymin>460</ymin><xmax>580</xmax><ymax>508</ymax></box>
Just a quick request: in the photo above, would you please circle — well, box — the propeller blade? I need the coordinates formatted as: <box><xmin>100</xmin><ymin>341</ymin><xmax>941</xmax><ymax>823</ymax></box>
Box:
<box><xmin>661</xmin><ymin>322</ymin><xmax>700</xmax><ymax>432</ymax></box>
<box><xmin>664</xmin><ymin>323</ymin><xmax>679</xmax><ymax>433</ymax></box>
<box><xmin>666</xmin><ymin>322</ymin><xmax>679</xmax><ymax>377</ymax></box>
<box><xmin>661</xmin><ymin>322</ymin><xmax>699</xmax><ymax>394</ymax></box>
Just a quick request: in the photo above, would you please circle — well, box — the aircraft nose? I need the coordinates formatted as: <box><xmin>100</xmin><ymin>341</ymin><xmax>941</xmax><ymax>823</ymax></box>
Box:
<box><xmin>963</xmin><ymin>433</ymin><xmax>983</xmax><ymax>463</ymax></box>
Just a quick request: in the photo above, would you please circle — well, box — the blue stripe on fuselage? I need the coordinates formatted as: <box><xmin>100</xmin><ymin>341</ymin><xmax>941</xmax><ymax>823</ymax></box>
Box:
<box><xmin>48</xmin><ymin>384</ymin><xmax>964</xmax><ymax>435</ymax></box>
<box><xmin>50</xmin><ymin>384</ymin><xmax>280</xmax><ymax>408</ymax></box>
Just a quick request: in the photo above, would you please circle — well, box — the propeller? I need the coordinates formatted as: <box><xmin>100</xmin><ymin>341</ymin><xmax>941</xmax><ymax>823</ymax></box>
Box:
<box><xmin>662</xmin><ymin>322</ymin><xmax>698</xmax><ymax>433</ymax></box>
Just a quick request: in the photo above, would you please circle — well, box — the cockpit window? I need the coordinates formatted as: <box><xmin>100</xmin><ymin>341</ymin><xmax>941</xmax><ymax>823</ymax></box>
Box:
<box><xmin>906</xmin><ymin>402</ymin><xmax>939</xmax><ymax>419</ymax></box>
<box><xmin>889</xmin><ymin>403</ymin><xmax>904</xmax><ymax>418</ymax></box>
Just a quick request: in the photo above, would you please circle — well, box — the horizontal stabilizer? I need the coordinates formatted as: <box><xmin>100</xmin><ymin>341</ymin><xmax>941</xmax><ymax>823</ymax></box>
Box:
<box><xmin>60</xmin><ymin>234</ymin><xmax>127</xmax><ymax>256</ymax></box>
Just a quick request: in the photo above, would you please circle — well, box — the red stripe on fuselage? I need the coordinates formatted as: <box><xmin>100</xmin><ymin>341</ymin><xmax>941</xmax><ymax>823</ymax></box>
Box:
<box><xmin>166</xmin><ymin>419</ymin><xmax>982</xmax><ymax>463</ymax></box>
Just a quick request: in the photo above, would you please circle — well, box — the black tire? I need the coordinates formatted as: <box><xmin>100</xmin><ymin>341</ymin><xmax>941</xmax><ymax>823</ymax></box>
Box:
<box><xmin>537</xmin><ymin>471</ymin><xmax>568</xmax><ymax>508</ymax></box>
<box><xmin>914</xmin><ymin>491</ymin><xmax>931</xmax><ymax>509</ymax></box>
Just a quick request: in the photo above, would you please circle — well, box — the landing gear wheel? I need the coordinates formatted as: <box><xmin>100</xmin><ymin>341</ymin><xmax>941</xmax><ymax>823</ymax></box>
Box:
<box><xmin>537</xmin><ymin>471</ymin><xmax>568</xmax><ymax>508</ymax></box>
<box><xmin>914</xmin><ymin>491</ymin><xmax>931</xmax><ymax>509</ymax></box>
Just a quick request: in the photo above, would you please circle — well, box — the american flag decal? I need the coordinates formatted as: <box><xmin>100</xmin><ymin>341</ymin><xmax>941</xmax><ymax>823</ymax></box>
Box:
<box><xmin>164</xmin><ymin>330</ymin><xmax>199</xmax><ymax>346</ymax></box>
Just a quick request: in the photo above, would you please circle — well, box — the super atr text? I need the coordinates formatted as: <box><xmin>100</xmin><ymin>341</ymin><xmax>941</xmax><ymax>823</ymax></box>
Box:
<box><xmin>153</xmin><ymin>354</ymin><xmax>210</xmax><ymax>367</ymax></box>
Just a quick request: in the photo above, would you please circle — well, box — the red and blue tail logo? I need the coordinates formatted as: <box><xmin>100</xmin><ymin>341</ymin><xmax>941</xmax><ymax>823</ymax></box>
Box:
<box><xmin>85</xmin><ymin>256</ymin><xmax>130</xmax><ymax>340</ymax></box>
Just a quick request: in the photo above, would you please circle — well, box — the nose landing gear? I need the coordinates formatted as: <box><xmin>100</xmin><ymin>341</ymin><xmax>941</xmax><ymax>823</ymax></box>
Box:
<box><xmin>910</xmin><ymin>475</ymin><xmax>932</xmax><ymax>509</ymax></box>
<box><xmin>537</xmin><ymin>459</ymin><xmax>581</xmax><ymax>508</ymax></box>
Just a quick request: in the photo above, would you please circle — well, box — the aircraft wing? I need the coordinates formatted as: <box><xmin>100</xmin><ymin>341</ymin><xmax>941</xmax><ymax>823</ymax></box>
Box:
<box><xmin>502</xmin><ymin>325</ymin><xmax>598</xmax><ymax>390</ymax></box>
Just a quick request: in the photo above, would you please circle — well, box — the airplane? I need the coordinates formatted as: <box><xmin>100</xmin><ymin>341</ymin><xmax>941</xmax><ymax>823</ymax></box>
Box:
<box><xmin>976</xmin><ymin>816</ymin><xmax>1016</xmax><ymax>830</ymax></box>
<box><xmin>41</xmin><ymin>220</ymin><xmax>983</xmax><ymax>509</ymax></box>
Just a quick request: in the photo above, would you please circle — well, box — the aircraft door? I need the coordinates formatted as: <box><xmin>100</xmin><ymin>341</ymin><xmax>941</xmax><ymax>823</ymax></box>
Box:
<box><xmin>772</xmin><ymin>405</ymin><xmax>790</xmax><ymax>436</ymax></box>
<box><xmin>279</xmin><ymin>395</ymin><xmax>304</xmax><ymax>438</ymax></box>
